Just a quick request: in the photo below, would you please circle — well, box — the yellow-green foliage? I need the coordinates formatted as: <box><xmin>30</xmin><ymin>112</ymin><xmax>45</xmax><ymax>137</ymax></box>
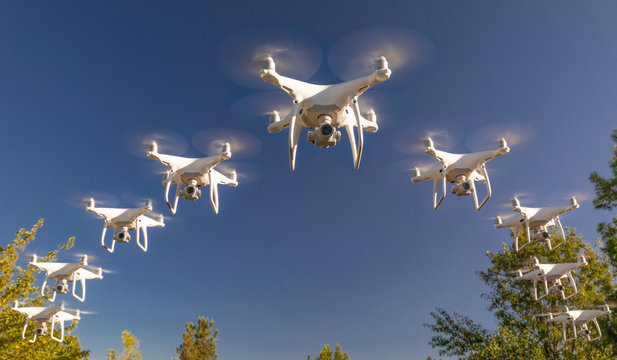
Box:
<box><xmin>0</xmin><ymin>219</ymin><xmax>90</xmax><ymax>359</ymax></box>
<box><xmin>307</xmin><ymin>344</ymin><xmax>350</xmax><ymax>360</ymax></box>
<box><xmin>106</xmin><ymin>330</ymin><xmax>142</xmax><ymax>360</ymax></box>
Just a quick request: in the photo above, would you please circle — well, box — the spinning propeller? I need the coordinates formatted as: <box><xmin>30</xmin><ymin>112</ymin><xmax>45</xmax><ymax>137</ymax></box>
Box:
<box><xmin>217</xmin><ymin>25</ymin><xmax>322</xmax><ymax>89</ymax></box>
<box><xmin>328</xmin><ymin>25</ymin><xmax>436</xmax><ymax>86</ymax></box>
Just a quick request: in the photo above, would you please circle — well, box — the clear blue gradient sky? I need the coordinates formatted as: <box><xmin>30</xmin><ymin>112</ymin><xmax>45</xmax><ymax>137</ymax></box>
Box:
<box><xmin>1</xmin><ymin>1</ymin><xmax>616</xmax><ymax>359</ymax></box>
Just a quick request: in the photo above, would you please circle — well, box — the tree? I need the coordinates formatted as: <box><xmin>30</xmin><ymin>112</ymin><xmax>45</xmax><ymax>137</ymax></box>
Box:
<box><xmin>0</xmin><ymin>219</ymin><xmax>90</xmax><ymax>359</ymax></box>
<box><xmin>306</xmin><ymin>344</ymin><xmax>350</xmax><ymax>360</ymax></box>
<box><xmin>590</xmin><ymin>128</ymin><xmax>617</xmax><ymax>353</ymax></box>
<box><xmin>105</xmin><ymin>330</ymin><xmax>142</xmax><ymax>360</ymax></box>
<box><xmin>176</xmin><ymin>316</ymin><xmax>219</xmax><ymax>360</ymax></box>
<box><xmin>425</xmin><ymin>227</ymin><xmax>617</xmax><ymax>359</ymax></box>
<box><xmin>590</xmin><ymin>129</ymin><xmax>617</xmax><ymax>264</ymax></box>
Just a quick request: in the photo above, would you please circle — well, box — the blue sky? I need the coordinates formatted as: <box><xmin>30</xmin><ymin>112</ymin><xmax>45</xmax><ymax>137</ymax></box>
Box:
<box><xmin>1</xmin><ymin>1</ymin><xmax>616</xmax><ymax>359</ymax></box>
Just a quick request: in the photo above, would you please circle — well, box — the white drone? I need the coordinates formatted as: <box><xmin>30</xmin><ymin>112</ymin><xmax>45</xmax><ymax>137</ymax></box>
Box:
<box><xmin>536</xmin><ymin>305</ymin><xmax>611</xmax><ymax>342</ymax></box>
<box><xmin>29</xmin><ymin>254</ymin><xmax>103</xmax><ymax>302</ymax></box>
<box><xmin>146</xmin><ymin>141</ymin><xmax>238</xmax><ymax>214</ymax></box>
<box><xmin>11</xmin><ymin>301</ymin><xmax>80</xmax><ymax>343</ymax></box>
<box><xmin>261</xmin><ymin>55</ymin><xmax>390</xmax><ymax>170</ymax></box>
<box><xmin>495</xmin><ymin>196</ymin><xmax>579</xmax><ymax>251</ymax></box>
<box><xmin>512</xmin><ymin>255</ymin><xmax>587</xmax><ymax>301</ymax></box>
<box><xmin>411</xmin><ymin>137</ymin><xmax>510</xmax><ymax>210</ymax></box>
<box><xmin>86</xmin><ymin>198</ymin><xmax>164</xmax><ymax>253</ymax></box>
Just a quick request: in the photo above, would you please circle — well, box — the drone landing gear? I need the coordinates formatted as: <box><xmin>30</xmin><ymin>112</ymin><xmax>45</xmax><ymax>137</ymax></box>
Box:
<box><xmin>288</xmin><ymin>101</ymin><xmax>302</xmax><ymax>171</ymax></box>
<box><xmin>100</xmin><ymin>223</ymin><xmax>115</xmax><ymax>253</ymax></box>
<box><xmin>50</xmin><ymin>317</ymin><xmax>65</xmax><ymax>343</ymax></box>
<box><xmin>432</xmin><ymin>166</ymin><xmax>447</xmax><ymax>210</ymax></box>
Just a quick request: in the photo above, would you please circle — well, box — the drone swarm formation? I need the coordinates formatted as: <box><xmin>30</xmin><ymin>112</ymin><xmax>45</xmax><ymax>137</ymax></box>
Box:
<box><xmin>10</xmin><ymin>26</ymin><xmax>610</xmax><ymax>348</ymax></box>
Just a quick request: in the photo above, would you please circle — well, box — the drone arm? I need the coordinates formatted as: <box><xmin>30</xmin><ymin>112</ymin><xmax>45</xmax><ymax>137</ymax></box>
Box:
<box><xmin>350</xmin><ymin>97</ymin><xmax>364</xmax><ymax>170</ymax></box>
<box><xmin>432</xmin><ymin>166</ymin><xmax>447</xmax><ymax>210</ymax></box>
<box><xmin>72</xmin><ymin>275</ymin><xmax>87</xmax><ymax>302</ymax></box>
<box><xmin>208</xmin><ymin>171</ymin><xmax>220</xmax><ymax>214</ymax></box>
<box><xmin>288</xmin><ymin>101</ymin><xmax>302</xmax><ymax>171</ymax></box>
<box><xmin>101</xmin><ymin>223</ymin><xmax>115</xmax><ymax>253</ymax></box>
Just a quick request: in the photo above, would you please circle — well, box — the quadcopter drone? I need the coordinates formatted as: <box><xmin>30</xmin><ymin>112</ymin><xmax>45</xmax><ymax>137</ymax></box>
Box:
<box><xmin>495</xmin><ymin>196</ymin><xmax>579</xmax><ymax>251</ymax></box>
<box><xmin>261</xmin><ymin>55</ymin><xmax>390</xmax><ymax>170</ymax></box>
<box><xmin>146</xmin><ymin>141</ymin><xmax>238</xmax><ymax>214</ymax></box>
<box><xmin>411</xmin><ymin>136</ymin><xmax>510</xmax><ymax>210</ymax></box>
<box><xmin>86</xmin><ymin>198</ymin><xmax>164</xmax><ymax>253</ymax></box>
<box><xmin>512</xmin><ymin>254</ymin><xmax>587</xmax><ymax>301</ymax></box>
<box><xmin>29</xmin><ymin>254</ymin><xmax>103</xmax><ymax>302</ymax></box>
<box><xmin>536</xmin><ymin>305</ymin><xmax>611</xmax><ymax>342</ymax></box>
<box><xmin>11</xmin><ymin>301</ymin><xmax>81</xmax><ymax>343</ymax></box>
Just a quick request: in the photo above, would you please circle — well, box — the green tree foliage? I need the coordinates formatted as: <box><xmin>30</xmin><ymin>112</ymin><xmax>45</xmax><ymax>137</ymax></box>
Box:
<box><xmin>590</xmin><ymin>128</ymin><xmax>617</xmax><ymax>352</ymax></box>
<box><xmin>590</xmin><ymin>129</ymin><xmax>617</xmax><ymax>264</ymax></box>
<box><xmin>176</xmin><ymin>316</ymin><xmax>219</xmax><ymax>360</ymax></box>
<box><xmin>106</xmin><ymin>330</ymin><xmax>142</xmax><ymax>360</ymax></box>
<box><xmin>425</xmin><ymin>228</ymin><xmax>617</xmax><ymax>359</ymax></box>
<box><xmin>306</xmin><ymin>344</ymin><xmax>350</xmax><ymax>360</ymax></box>
<box><xmin>0</xmin><ymin>219</ymin><xmax>90</xmax><ymax>359</ymax></box>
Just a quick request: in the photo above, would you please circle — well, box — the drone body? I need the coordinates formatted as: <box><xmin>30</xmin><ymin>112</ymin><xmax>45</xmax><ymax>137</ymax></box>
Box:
<box><xmin>495</xmin><ymin>196</ymin><xmax>579</xmax><ymax>251</ymax></box>
<box><xmin>146</xmin><ymin>141</ymin><xmax>238</xmax><ymax>214</ymax></box>
<box><xmin>412</xmin><ymin>137</ymin><xmax>510</xmax><ymax>210</ymax></box>
<box><xmin>262</xmin><ymin>56</ymin><xmax>390</xmax><ymax>170</ymax></box>
<box><xmin>513</xmin><ymin>255</ymin><xmax>587</xmax><ymax>301</ymax></box>
<box><xmin>29</xmin><ymin>254</ymin><xmax>103</xmax><ymax>302</ymax></box>
<box><xmin>11</xmin><ymin>301</ymin><xmax>80</xmax><ymax>343</ymax></box>
<box><xmin>86</xmin><ymin>198</ymin><xmax>164</xmax><ymax>253</ymax></box>
<box><xmin>538</xmin><ymin>305</ymin><xmax>611</xmax><ymax>342</ymax></box>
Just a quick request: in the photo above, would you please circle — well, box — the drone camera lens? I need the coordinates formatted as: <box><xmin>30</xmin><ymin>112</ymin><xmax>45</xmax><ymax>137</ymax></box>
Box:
<box><xmin>463</xmin><ymin>182</ymin><xmax>471</xmax><ymax>190</ymax></box>
<box><xmin>320</xmin><ymin>124</ymin><xmax>334</xmax><ymax>136</ymax></box>
<box><xmin>187</xmin><ymin>186</ymin><xmax>195</xmax><ymax>195</ymax></box>
<box><xmin>542</xmin><ymin>232</ymin><xmax>549</xmax><ymax>238</ymax></box>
